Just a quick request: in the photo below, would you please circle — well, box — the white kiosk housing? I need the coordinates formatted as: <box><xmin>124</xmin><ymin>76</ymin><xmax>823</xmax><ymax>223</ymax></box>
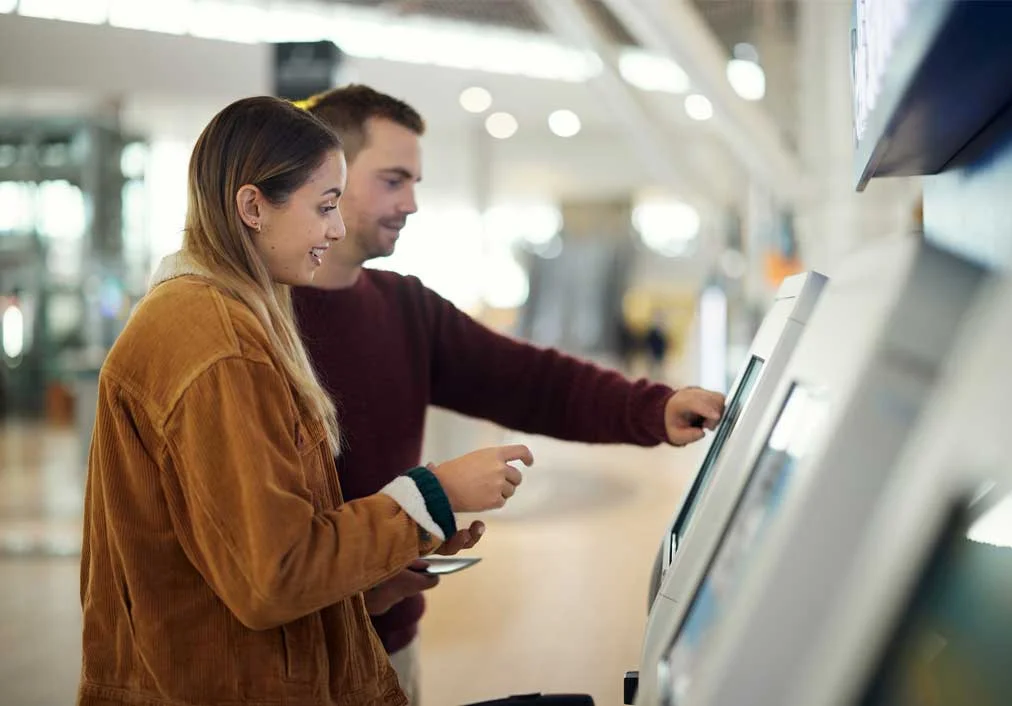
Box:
<box><xmin>645</xmin><ymin>271</ymin><xmax>828</xmax><ymax>610</ymax></box>
<box><xmin>635</xmin><ymin>272</ymin><xmax>827</xmax><ymax>702</ymax></box>
<box><xmin>782</xmin><ymin>273</ymin><xmax>1012</xmax><ymax>706</ymax></box>
<box><xmin>638</xmin><ymin>235</ymin><xmax>989</xmax><ymax>706</ymax></box>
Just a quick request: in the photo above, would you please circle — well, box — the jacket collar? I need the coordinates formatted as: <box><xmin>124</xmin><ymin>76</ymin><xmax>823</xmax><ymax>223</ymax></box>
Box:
<box><xmin>149</xmin><ymin>251</ymin><xmax>211</xmax><ymax>292</ymax></box>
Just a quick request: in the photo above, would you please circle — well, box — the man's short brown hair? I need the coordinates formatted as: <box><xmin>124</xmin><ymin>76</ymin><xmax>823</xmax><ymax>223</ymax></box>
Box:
<box><xmin>296</xmin><ymin>84</ymin><xmax>425</xmax><ymax>162</ymax></box>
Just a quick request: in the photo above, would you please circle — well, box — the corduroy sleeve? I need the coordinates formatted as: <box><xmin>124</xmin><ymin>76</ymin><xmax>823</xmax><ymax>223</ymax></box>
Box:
<box><xmin>162</xmin><ymin>356</ymin><xmax>443</xmax><ymax>631</ymax></box>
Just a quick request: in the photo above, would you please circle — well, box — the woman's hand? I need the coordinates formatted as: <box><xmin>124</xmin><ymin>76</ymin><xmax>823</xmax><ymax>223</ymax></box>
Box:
<box><xmin>432</xmin><ymin>445</ymin><xmax>533</xmax><ymax>512</ymax></box>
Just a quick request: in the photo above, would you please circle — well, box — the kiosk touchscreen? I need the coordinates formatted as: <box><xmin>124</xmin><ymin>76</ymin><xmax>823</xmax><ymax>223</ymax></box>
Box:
<box><xmin>646</xmin><ymin>272</ymin><xmax>827</xmax><ymax>608</ymax></box>
<box><xmin>638</xmin><ymin>235</ymin><xmax>989</xmax><ymax>706</ymax></box>
<box><xmin>634</xmin><ymin>272</ymin><xmax>826</xmax><ymax>703</ymax></box>
<box><xmin>658</xmin><ymin>382</ymin><xmax>827</xmax><ymax>701</ymax></box>
<box><xmin>785</xmin><ymin>275</ymin><xmax>1012</xmax><ymax>706</ymax></box>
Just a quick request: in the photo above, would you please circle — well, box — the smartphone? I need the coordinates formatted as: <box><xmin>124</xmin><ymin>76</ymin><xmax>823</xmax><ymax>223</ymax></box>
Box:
<box><xmin>412</xmin><ymin>556</ymin><xmax>481</xmax><ymax>575</ymax></box>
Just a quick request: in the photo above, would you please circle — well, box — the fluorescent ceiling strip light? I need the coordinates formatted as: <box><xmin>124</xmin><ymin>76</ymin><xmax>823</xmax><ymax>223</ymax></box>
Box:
<box><xmin>619</xmin><ymin>48</ymin><xmax>690</xmax><ymax>93</ymax></box>
<box><xmin>323</xmin><ymin>7</ymin><xmax>601</xmax><ymax>82</ymax></box>
<box><xmin>189</xmin><ymin>0</ymin><xmax>265</xmax><ymax>43</ymax></box>
<box><xmin>108</xmin><ymin>0</ymin><xmax>193</xmax><ymax>34</ymax></box>
<box><xmin>18</xmin><ymin>0</ymin><xmax>108</xmax><ymax>24</ymax></box>
<box><xmin>11</xmin><ymin>0</ymin><xmax>694</xmax><ymax>92</ymax></box>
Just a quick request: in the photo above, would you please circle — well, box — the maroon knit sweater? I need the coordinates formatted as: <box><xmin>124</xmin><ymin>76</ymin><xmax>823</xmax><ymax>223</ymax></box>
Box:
<box><xmin>293</xmin><ymin>269</ymin><xmax>675</xmax><ymax>653</ymax></box>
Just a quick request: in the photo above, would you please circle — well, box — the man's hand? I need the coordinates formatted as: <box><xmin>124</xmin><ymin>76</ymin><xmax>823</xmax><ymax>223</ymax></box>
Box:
<box><xmin>363</xmin><ymin>561</ymin><xmax>440</xmax><ymax>616</ymax></box>
<box><xmin>664</xmin><ymin>386</ymin><xmax>726</xmax><ymax>446</ymax></box>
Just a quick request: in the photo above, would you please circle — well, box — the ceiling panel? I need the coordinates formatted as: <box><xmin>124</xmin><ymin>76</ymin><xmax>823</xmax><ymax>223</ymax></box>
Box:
<box><xmin>317</xmin><ymin>0</ymin><xmax>641</xmax><ymax>45</ymax></box>
<box><xmin>687</xmin><ymin>0</ymin><xmax>799</xmax><ymax>147</ymax></box>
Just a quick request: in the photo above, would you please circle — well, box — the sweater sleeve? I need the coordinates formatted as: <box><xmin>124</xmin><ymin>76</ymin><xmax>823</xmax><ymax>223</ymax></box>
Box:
<box><xmin>419</xmin><ymin>281</ymin><xmax>676</xmax><ymax>446</ymax></box>
<box><xmin>162</xmin><ymin>356</ymin><xmax>447</xmax><ymax>631</ymax></box>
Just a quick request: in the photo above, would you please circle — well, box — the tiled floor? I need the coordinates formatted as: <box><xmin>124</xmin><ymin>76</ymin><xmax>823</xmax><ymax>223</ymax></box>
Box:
<box><xmin>0</xmin><ymin>556</ymin><xmax>82</xmax><ymax>706</ymax></box>
<box><xmin>0</xmin><ymin>411</ymin><xmax>701</xmax><ymax>705</ymax></box>
<box><xmin>0</xmin><ymin>420</ymin><xmax>88</xmax><ymax>706</ymax></box>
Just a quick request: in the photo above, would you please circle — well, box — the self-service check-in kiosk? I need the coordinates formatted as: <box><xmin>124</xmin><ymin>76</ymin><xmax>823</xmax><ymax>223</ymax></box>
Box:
<box><xmin>637</xmin><ymin>235</ymin><xmax>989</xmax><ymax>706</ymax></box>
<box><xmin>632</xmin><ymin>272</ymin><xmax>826</xmax><ymax>702</ymax></box>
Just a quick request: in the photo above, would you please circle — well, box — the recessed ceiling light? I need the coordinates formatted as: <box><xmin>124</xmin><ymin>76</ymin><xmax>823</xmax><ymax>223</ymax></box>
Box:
<box><xmin>548</xmin><ymin>109</ymin><xmax>581</xmax><ymax>137</ymax></box>
<box><xmin>485</xmin><ymin>111</ymin><xmax>518</xmax><ymax>139</ymax></box>
<box><xmin>459</xmin><ymin>86</ymin><xmax>492</xmax><ymax>113</ymax></box>
<box><xmin>727</xmin><ymin>60</ymin><xmax>766</xmax><ymax>101</ymax></box>
<box><xmin>685</xmin><ymin>94</ymin><xmax>714</xmax><ymax>121</ymax></box>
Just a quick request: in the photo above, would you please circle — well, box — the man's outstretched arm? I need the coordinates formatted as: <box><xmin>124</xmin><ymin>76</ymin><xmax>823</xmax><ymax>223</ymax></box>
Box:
<box><xmin>423</xmin><ymin>283</ymin><xmax>723</xmax><ymax>446</ymax></box>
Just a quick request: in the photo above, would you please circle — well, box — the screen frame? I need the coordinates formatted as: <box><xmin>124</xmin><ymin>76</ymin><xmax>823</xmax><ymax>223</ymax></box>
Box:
<box><xmin>667</xmin><ymin>354</ymin><xmax>766</xmax><ymax>563</ymax></box>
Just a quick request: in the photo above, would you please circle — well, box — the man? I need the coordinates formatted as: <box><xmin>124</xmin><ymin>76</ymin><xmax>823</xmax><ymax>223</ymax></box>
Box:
<box><xmin>292</xmin><ymin>85</ymin><xmax>725</xmax><ymax>704</ymax></box>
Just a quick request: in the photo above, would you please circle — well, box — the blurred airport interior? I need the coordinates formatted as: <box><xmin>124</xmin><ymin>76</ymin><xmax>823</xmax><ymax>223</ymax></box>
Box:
<box><xmin>3</xmin><ymin>1</ymin><xmax>1011</xmax><ymax>705</ymax></box>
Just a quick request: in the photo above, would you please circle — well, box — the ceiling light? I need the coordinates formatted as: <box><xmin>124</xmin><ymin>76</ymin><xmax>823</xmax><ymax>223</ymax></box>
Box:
<box><xmin>633</xmin><ymin>200</ymin><xmax>701</xmax><ymax>257</ymax></box>
<box><xmin>459</xmin><ymin>87</ymin><xmax>493</xmax><ymax>114</ymax></box>
<box><xmin>618</xmin><ymin>49</ymin><xmax>690</xmax><ymax>94</ymax></box>
<box><xmin>108</xmin><ymin>0</ymin><xmax>192</xmax><ymax>34</ymax></box>
<box><xmin>485</xmin><ymin>112</ymin><xmax>518</xmax><ymax>140</ymax></box>
<box><xmin>18</xmin><ymin>0</ymin><xmax>107</xmax><ymax>23</ymax></box>
<box><xmin>324</xmin><ymin>11</ymin><xmax>601</xmax><ymax>82</ymax></box>
<box><xmin>685</xmin><ymin>94</ymin><xmax>714</xmax><ymax>121</ymax></box>
<box><xmin>548</xmin><ymin>109</ymin><xmax>581</xmax><ymax>138</ymax></box>
<box><xmin>261</xmin><ymin>4</ymin><xmax>337</xmax><ymax>42</ymax></box>
<box><xmin>727</xmin><ymin>59</ymin><xmax>766</xmax><ymax>101</ymax></box>
<box><xmin>189</xmin><ymin>0</ymin><xmax>264</xmax><ymax>43</ymax></box>
<box><xmin>2</xmin><ymin>303</ymin><xmax>24</xmax><ymax>359</ymax></box>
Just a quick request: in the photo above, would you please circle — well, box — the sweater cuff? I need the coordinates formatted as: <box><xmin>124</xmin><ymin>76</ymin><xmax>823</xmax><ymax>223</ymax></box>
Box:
<box><xmin>640</xmin><ymin>386</ymin><xmax>677</xmax><ymax>445</ymax></box>
<box><xmin>405</xmin><ymin>467</ymin><xmax>457</xmax><ymax>539</ymax></box>
<box><xmin>378</xmin><ymin>468</ymin><xmax>456</xmax><ymax>542</ymax></box>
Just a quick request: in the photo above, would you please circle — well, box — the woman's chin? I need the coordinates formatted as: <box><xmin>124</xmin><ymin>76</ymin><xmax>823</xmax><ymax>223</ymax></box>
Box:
<box><xmin>270</xmin><ymin>268</ymin><xmax>316</xmax><ymax>288</ymax></box>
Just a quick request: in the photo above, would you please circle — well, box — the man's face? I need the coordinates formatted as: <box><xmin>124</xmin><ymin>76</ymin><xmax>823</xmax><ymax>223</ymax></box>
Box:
<box><xmin>341</xmin><ymin>117</ymin><xmax>422</xmax><ymax>262</ymax></box>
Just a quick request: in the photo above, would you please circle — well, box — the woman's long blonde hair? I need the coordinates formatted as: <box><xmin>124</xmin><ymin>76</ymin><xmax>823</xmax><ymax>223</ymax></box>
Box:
<box><xmin>183</xmin><ymin>96</ymin><xmax>341</xmax><ymax>451</ymax></box>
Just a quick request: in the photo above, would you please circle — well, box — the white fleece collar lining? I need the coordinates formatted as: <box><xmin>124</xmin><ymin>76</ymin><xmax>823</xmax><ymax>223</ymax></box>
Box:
<box><xmin>149</xmin><ymin>251</ymin><xmax>210</xmax><ymax>292</ymax></box>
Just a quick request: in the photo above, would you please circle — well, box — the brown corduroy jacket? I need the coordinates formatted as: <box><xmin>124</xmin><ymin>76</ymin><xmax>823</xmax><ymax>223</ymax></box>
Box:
<box><xmin>79</xmin><ymin>261</ymin><xmax>440</xmax><ymax>706</ymax></box>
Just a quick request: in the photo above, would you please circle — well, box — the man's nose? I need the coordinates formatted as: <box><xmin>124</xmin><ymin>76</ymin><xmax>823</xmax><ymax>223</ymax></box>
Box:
<box><xmin>400</xmin><ymin>188</ymin><xmax>418</xmax><ymax>215</ymax></box>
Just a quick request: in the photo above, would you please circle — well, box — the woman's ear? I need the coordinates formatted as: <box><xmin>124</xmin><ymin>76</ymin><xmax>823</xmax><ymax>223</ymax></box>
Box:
<box><xmin>236</xmin><ymin>184</ymin><xmax>263</xmax><ymax>232</ymax></box>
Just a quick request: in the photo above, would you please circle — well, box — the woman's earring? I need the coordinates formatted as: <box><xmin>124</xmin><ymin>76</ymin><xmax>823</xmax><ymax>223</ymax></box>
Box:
<box><xmin>252</xmin><ymin>222</ymin><xmax>261</xmax><ymax>233</ymax></box>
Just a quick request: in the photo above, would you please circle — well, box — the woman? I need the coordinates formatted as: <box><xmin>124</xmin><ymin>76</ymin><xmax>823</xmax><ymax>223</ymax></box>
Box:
<box><xmin>78</xmin><ymin>96</ymin><xmax>532</xmax><ymax>706</ymax></box>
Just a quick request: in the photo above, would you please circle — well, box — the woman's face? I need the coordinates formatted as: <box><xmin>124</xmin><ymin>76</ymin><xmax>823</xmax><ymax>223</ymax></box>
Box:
<box><xmin>247</xmin><ymin>149</ymin><xmax>348</xmax><ymax>286</ymax></box>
